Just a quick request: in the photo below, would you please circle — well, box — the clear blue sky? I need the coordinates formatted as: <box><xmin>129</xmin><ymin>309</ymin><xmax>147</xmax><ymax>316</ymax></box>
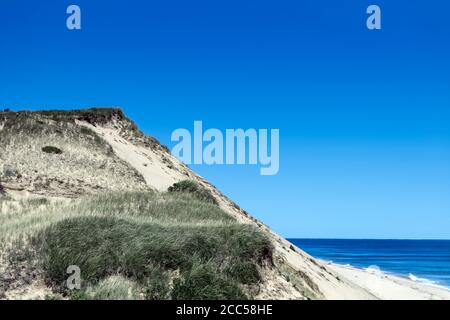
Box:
<box><xmin>1</xmin><ymin>1</ymin><xmax>449</xmax><ymax>239</ymax></box>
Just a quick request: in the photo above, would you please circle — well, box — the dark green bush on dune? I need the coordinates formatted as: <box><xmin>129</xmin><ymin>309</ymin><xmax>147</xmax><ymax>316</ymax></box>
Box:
<box><xmin>42</xmin><ymin>146</ymin><xmax>63</xmax><ymax>154</ymax></box>
<box><xmin>168</xmin><ymin>180</ymin><xmax>218</xmax><ymax>205</ymax></box>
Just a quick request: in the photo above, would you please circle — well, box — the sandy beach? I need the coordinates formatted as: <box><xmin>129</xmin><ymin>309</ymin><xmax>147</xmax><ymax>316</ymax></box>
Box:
<box><xmin>328</xmin><ymin>262</ymin><xmax>450</xmax><ymax>300</ymax></box>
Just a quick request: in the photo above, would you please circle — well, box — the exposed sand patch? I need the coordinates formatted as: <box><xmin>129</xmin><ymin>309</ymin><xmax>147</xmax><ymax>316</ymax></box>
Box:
<box><xmin>3</xmin><ymin>279</ymin><xmax>52</xmax><ymax>300</ymax></box>
<box><xmin>77</xmin><ymin>121</ymin><xmax>186</xmax><ymax>191</ymax></box>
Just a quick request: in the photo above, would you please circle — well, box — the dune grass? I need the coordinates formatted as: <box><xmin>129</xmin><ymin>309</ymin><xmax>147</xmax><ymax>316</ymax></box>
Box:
<box><xmin>1</xmin><ymin>190</ymin><xmax>273</xmax><ymax>300</ymax></box>
<box><xmin>81</xmin><ymin>276</ymin><xmax>143</xmax><ymax>300</ymax></box>
<box><xmin>168</xmin><ymin>180</ymin><xmax>218</xmax><ymax>205</ymax></box>
<box><xmin>0</xmin><ymin>192</ymin><xmax>233</xmax><ymax>242</ymax></box>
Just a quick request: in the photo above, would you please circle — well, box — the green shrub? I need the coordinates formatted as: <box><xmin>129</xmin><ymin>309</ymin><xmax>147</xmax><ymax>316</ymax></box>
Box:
<box><xmin>42</xmin><ymin>146</ymin><xmax>63</xmax><ymax>154</ymax></box>
<box><xmin>168</xmin><ymin>180</ymin><xmax>217</xmax><ymax>205</ymax></box>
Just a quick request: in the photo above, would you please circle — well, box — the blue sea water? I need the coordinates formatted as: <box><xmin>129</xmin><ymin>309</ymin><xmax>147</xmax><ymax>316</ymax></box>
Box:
<box><xmin>288</xmin><ymin>239</ymin><xmax>450</xmax><ymax>289</ymax></box>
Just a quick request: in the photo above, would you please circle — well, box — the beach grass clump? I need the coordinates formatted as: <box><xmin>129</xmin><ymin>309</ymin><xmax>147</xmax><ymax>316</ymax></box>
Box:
<box><xmin>31</xmin><ymin>215</ymin><xmax>272</xmax><ymax>299</ymax></box>
<box><xmin>172</xmin><ymin>262</ymin><xmax>246</xmax><ymax>300</ymax></box>
<box><xmin>3</xmin><ymin>191</ymin><xmax>273</xmax><ymax>300</ymax></box>
<box><xmin>0</xmin><ymin>192</ymin><xmax>234</xmax><ymax>242</ymax></box>
<box><xmin>168</xmin><ymin>180</ymin><xmax>218</xmax><ymax>205</ymax></box>
<box><xmin>67</xmin><ymin>191</ymin><xmax>231</xmax><ymax>224</ymax></box>
<box><xmin>81</xmin><ymin>276</ymin><xmax>142</xmax><ymax>300</ymax></box>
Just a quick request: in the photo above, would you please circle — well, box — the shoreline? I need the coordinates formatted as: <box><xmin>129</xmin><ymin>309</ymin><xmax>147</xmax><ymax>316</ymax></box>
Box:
<box><xmin>321</xmin><ymin>258</ymin><xmax>450</xmax><ymax>291</ymax></box>
<box><xmin>326</xmin><ymin>260</ymin><xmax>450</xmax><ymax>300</ymax></box>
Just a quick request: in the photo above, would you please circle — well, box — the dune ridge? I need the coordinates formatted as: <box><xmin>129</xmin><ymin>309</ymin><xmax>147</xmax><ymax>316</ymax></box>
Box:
<box><xmin>1</xmin><ymin>108</ymin><xmax>449</xmax><ymax>300</ymax></box>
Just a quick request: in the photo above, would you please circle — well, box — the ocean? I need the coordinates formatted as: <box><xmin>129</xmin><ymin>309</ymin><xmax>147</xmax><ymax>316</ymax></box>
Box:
<box><xmin>288</xmin><ymin>239</ymin><xmax>450</xmax><ymax>289</ymax></box>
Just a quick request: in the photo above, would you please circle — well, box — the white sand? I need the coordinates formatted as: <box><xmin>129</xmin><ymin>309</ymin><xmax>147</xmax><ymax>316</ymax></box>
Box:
<box><xmin>77</xmin><ymin>121</ymin><xmax>187</xmax><ymax>191</ymax></box>
<box><xmin>327</xmin><ymin>263</ymin><xmax>450</xmax><ymax>300</ymax></box>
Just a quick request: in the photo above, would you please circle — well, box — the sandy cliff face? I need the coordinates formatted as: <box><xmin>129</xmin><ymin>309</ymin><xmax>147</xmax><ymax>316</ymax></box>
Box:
<box><xmin>0</xmin><ymin>108</ymin><xmax>376</xmax><ymax>300</ymax></box>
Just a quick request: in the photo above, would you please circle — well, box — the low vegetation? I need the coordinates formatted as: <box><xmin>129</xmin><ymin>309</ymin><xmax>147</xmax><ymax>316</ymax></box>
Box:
<box><xmin>42</xmin><ymin>146</ymin><xmax>63</xmax><ymax>154</ymax></box>
<box><xmin>0</xmin><ymin>189</ymin><xmax>273</xmax><ymax>300</ymax></box>
<box><xmin>0</xmin><ymin>107</ymin><xmax>165</xmax><ymax>156</ymax></box>
<box><xmin>168</xmin><ymin>180</ymin><xmax>218</xmax><ymax>205</ymax></box>
<box><xmin>81</xmin><ymin>276</ymin><xmax>142</xmax><ymax>300</ymax></box>
<box><xmin>0</xmin><ymin>109</ymin><xmax>278</xmax><ymax>300</ymax></box>
<box><xmin>0</xmin><ymin>108</ymin><xmax>125</xmax><ymax>126</ymax></box>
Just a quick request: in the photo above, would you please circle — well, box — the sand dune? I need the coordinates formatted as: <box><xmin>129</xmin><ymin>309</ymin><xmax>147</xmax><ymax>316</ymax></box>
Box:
<box><xmin>78</xmin><ymin>118</ymin><xmax>450</xmax><ymax>300</ymax></box>
<box><xmin>1</xmin><ymin>109</ymin><xmax>448</xmax><ymax>300</ymax></box>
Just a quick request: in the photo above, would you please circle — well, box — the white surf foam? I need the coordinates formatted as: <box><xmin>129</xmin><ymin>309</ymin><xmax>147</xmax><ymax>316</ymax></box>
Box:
<box><xmin>366</xmin><ymin>265</ymin><xmax>382</xmax><ymax>274</ymax></box>
<box><xmin>408</xmin><ymin>273</ymin><xmax>437</xmax><ymax>285</ymax></box>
